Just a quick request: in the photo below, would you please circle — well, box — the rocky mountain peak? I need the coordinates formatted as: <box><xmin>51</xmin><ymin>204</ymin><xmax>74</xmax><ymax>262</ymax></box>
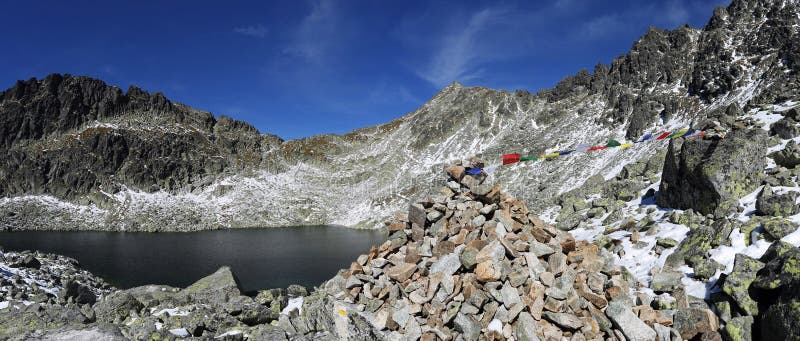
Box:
<box><xmin>0</xmin><ymin>0</ymin><xmax>798</xmax><ymax>232</ymax></box>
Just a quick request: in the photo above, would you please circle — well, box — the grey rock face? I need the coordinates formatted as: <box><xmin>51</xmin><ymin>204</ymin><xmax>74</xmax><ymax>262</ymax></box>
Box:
<box><xmin>657</xmin><ymin>129</ymin><xmax>767</xmax><ymax>215</ymax></box>
<box><xmin>0</xmin><ymin>75</ymin><xmax>270</xmax><ymax>200</ymax></box>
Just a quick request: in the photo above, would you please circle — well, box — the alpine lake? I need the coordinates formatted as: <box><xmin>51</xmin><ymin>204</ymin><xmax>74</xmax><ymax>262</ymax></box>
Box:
<box><xmin>0</xmin><ymin>226</ymin><xmax>387</xmax><ymax>292</ymax></box>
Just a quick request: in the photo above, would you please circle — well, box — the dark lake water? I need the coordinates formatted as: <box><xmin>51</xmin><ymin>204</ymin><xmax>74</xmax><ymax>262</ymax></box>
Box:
<box><xmin>0</xmin><ymin>226</ymin><xmax>386</xmax><ymax>292</ymax></box>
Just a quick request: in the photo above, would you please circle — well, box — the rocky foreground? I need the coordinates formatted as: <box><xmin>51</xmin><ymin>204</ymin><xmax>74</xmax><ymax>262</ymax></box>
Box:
<box><xmin>0</xmin><ymin>249</ymin><xmax>312</xmax><ymax>340</ymax></box>
<box><xmin>3</xmin><ymin>152</ymin><xmax>799</xmax><ymax>340</ymax></box>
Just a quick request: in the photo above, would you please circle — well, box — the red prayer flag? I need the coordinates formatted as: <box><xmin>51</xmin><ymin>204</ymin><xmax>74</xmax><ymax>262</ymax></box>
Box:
<box><xmin>587</xmin><ymin>146</ymin><xmax>607</xmax><ymax>152</ymax></box>
<box><xmin>655</xmin><ymin>132</ymin><xmax>672</xmax><ymax>140</ymax></box>
<box><xmin>502</xmin><ymin>153</ymin><xmax>521</xmax><ymax>165</ymax></box>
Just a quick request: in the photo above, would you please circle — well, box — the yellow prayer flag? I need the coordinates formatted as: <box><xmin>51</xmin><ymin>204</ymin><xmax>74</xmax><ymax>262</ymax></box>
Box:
<box><xmin>539</xmin><ymin>152</ymin><xmax>559</xmax><ymax>159</ymax></box>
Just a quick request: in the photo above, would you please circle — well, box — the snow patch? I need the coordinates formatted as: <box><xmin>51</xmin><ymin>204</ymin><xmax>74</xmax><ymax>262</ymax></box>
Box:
<box><xmin>216</xmin><ymin>330</ymin><xmax>243</xmax><ymax>338</ymax></box>
<box><xmin>487</xmin><ymin>319</ymin><xmax>503</xmax><ymax>333</ymax></box>
<box><xmin>169</xmin><ymin>328</ymin><xmax>190</xmax><ymax>337</ymax></box>
<box><xmin>154</xmin><ymin>307</ymin><xmax>190</xmax><ymax>317</ymax></box>
<box><xmin>281</xmin><ymin>297</ymin><xmax>303</xmax><ymax>315</ymax></box>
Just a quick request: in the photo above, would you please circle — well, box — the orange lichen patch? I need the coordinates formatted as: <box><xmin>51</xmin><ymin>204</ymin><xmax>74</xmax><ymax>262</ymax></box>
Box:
<box><xmin>377</xmin><ymin>119</ymin><xmax>403</xmax><ymax>134</ymax></box>
<box><xmin>280</xmin><ymin>135</ymin><xmax>339</xmax><ymax>157</ymax></box>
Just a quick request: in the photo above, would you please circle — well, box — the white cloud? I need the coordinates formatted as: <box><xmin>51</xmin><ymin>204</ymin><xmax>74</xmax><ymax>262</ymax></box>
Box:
<box><xmin>663</xmin><ymin>0</ymin><xmax>690</xmax><ymax>26</ymax></box>
<box><xmin>581</xmin><ymin>14</ymin><xmax>624</xmax><ymax>38</ymax></box>
<box><xmin>403</xmin><ymin>2</ymin><xmax>578</xmax><ymax>89</ymax></box>
<box><xmin>283</xmin><ymin>0</ymin><xmax>338</xmax><ymax>62</ymax></box>
<box><xmin>414</xmin><ymin>8</ymin><xmax>500</xmax><ymax>88</ymax></box>
<box><xmin>234</xmin><ymin>24</ymin><xmax>268</xmax><ymax>38</ymax></box>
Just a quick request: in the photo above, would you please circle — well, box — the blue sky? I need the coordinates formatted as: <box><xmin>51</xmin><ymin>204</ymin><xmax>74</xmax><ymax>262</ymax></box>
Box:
<box><xmin>0</xmin><ymin>0</ymin><xmax>729</xmax><ymax>139</ymax></box>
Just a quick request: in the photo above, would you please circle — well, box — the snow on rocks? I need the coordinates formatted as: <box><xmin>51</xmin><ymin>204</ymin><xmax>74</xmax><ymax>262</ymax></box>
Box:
<box><xmin>0</xmin><ymin>249</ymin><xmax>113</xmax><ymax>306</ymax></box>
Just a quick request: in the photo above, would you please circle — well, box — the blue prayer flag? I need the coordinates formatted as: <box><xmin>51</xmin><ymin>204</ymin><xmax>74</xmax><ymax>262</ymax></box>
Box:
<box><xmin>466</xmin><ymin>167</ymin><xmax>483</xmax><ymax>175</ymax></box>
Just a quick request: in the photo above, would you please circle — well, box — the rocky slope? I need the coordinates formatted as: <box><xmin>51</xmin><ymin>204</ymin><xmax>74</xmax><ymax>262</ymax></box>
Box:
<box><xmin>1</xmin><ymin>0</ymin><xmax>799</xmax><ymax>231</ymax></box>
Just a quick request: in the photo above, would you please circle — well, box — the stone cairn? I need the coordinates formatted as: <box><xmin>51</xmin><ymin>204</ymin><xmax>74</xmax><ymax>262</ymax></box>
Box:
<box><xmin>333</xmin><ymin>160</ymin><xmax>720</xmax><ymax>341</ymax></box>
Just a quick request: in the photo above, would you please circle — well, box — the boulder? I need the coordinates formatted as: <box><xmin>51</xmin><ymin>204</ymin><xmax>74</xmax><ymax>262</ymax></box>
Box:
<box><xmin>673</xmin><ymin>308</ymin><xmax>719</xmax><ymax>340</ymax></box>
<box><xmin>121</xmin><ymin>284</ymin><xmax>179</xmax><ymax>309</ymax></box>
<box><xmin>605</xmin><ymin>301</ymin><xmax>656</xmax><ymax>341</ymax></box>
<box><xmin>722</xmin><ymin>254</ymin><xmax>765</xmax><ymax>316</ymax></box>
<box><xmin>762</xmin><ymin>217</ymin><xmax>799</xmax><ymax>240</ymax></box>
<box><xmin>722</xmin><ymin>315</ymin><xmax>753</xmax><ymax>341</ymax></box>
<box><xmin>650</xmin><ymin>271</ymin><xmax>683</xmax><ymax>292</ymax></box>
<box><xmin>446</xmin><ymin>166</ymin><xmax>466</xmax><ymax>182</ymax></box>
<box><xmin>286</xmin><ymin>284</ymin><xmax>308</xmax><ymax>297</ymax></box>
<box><xmin>430</xmin><ymin>252</ymin><xmax>462</xmax><ymax>276</ymax></box>
<box><xmin>19</xmin><ymin>324</ymin><xmax>127</xmax><ymax>341</ymax></box>
<box><xmin>179</xmin><ymin>266</ymin><xmax>243</xmax><ymax>304</ymax></box>
<box><xmin>61</xmin><ymin>280</ymin><xmax>97</xmax><ymax>305</ymax></box>
<box><xmin>782</xmin><ymin>107</ymin><xmax>800</xmax><ymax>121</ymax></box>
<box><xmin>475</xmin><ymin>261</ymin><xmax>502</xmax><ymax>282</ymax></box>
<box><xmin>454</xmin><ymin>313</ymin><xmax>480</xmax><ymax>341</ymax></box>
<box><xmin>248</xmin><ymin>324</ymin><xmax>289</xmax><ymax>340</ymax></box>
<box><xmin>771</xmin><ymin>140</ymin><xmax>800</xmax><ymax>168</ymax></box>
<box><xmin>11</xmin><ymin>255</ymin><xmax>41</xmax><ymax>269</ymax></box>
<box><xmin>755</xmin><ymin>185</ymin><xmax>800</xmax><ymax>217</ymax></box>
<box><xmin>770</xmin><ymin>117</ymin><xmax>799</xmax><ymax>139</ymax></box>
<box><xmin>753</xmin><ymin>242</ymin><xmax>800</xmax><ymax>291</ymax></box>
<box><xmin>514</xmin><ymin>312</ymin><xmax>541</xmax><ymax>341</ymax></box>
<box><xmin>386</xmin><ymin>263</ymin><xmax>417</xmax><ymax>282</ymax></box>
<box><xmin>761</xmin><ymin>299</ymin><xmax>800</xmax><ymax>341</ymax></box>
<box><xmin>237</xmin><ymin>303</ymin><xmax>278</xmax><ymax>326</ymax></box>
<box><xmin>542</xmin><ymin>312</ymin><xmax>583</xmax><ymax>330</ymax></box>
<box><xmin>93</xmin><ymin>292</ymin><xmax>144</xmax><ymax>323</ymax></box>
<box><xmin>657</xmin><ymin>129</ymin><xmax>767</xmax><ymax>215</ymax></box>
<box><xmin>408</xmin><ymin>204</ymin><xmax>427</xmax><ymax>228</ymax></box>
<box><xmin>459</xmin><ymin>247</ymin><xmax>478</xmax><ymax>269</ymax></box>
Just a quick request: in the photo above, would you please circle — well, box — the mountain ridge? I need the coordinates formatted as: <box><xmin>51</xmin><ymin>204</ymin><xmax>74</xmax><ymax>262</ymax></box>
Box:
<box><xmin>1</xmin><ymin>0</ymin><xmax>798</xmax><ymax>231</ymax></box>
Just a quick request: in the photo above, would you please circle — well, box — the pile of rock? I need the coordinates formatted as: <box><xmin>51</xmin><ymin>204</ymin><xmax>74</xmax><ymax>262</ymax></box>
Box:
<box><xmin>318</xmin><ymin>161</ymin><xmax>715</xmax><ymax>340</ymax></box>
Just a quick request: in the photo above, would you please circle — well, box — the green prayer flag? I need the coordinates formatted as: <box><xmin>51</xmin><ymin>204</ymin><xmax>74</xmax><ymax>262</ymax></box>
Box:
<box><xmin>666</xmin><ymin>130</ymin><xmax>685</xmax><ymax>139</ymax></box>
<box><xmin>606</xmin><ymin>139</ymin><xmax>621</xmax><ymax>147</ymax></box>
<box><xmin>520</xmin><ymin>156</ymin><xmax>538</xmax><ymax>162</ymax></box>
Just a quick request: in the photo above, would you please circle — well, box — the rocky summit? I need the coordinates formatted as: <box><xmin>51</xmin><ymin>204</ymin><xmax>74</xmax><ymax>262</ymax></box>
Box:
<box><xmin>1</xmin><ymin>0</ymin><xmax>800</xmax><ymax>231</ymax></box>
